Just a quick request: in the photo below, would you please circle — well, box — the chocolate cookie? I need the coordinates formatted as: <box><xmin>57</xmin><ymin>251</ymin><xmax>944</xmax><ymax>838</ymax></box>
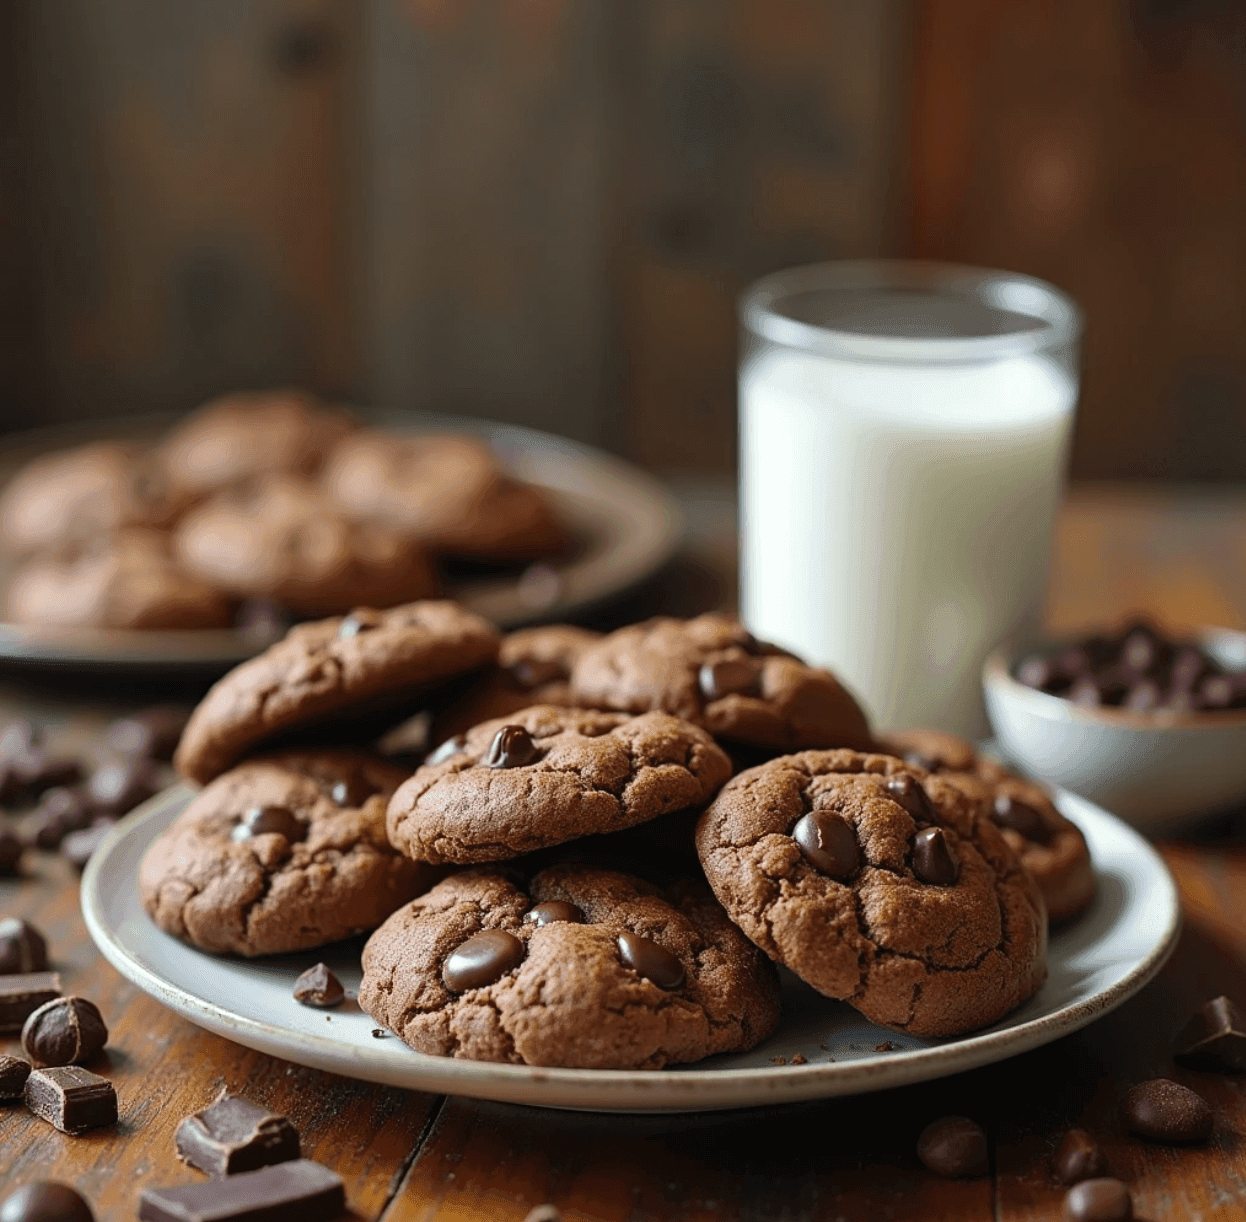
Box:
<box><xmin>158</xmin><ymin>389</ymin><xmax>355</xmax><ymax>500</ymax></box>
<box><xmin>173</xmin><ymin>475</ymin><xmax>438</xmax><ymax>617</ymax></box>
<box><xmin>569</xmin><ymin>614</ymin><xmax>873</xmax><ymax>754</ymax></box>
<box><xmin>139</xmin><ymin>750</ymin><xmax>437</xmax><ymax>956</ymax></box>
<box><xmin>323</xmin><ymin>431</ymin><xmax>568</xmax><ymax>561</ymax></box>
<box><xmin>5</xmin><ymin>530</ymin><xmax>235</xmax><ymax>630</ymax></box>
<box><xmin>386</xmin><ymin>705</ymin><xmax>732</xmax><ymax>864</ymax></box>
<box><xmin>877</xmin><ymin>729</ymin><xmax>1096</xmax><ymax>923</ymax></box>
<box><xmin>175</xmin><ymin>600</ymin><xmax>500</xmax><ymax>785</ymax></box>
<box><xmin>695</xmin><ymin>750</ymin><xmax>1047</xmax><ymax>1036</ymax></box>
<box><xmin>358</xmin><ymin>864</ymin><xmax>780</xmax><ymax>1068</ymax></box>
<box><xmin>428</xmin><ymin>625</ymin><xmax>602</xmax><ymax>749</ymax></box>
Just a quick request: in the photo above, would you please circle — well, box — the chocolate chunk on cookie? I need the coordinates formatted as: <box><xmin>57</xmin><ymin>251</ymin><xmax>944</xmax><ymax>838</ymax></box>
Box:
<box><xmin>877</xmin><ymin>729</ymin><xmax>1096</xmax><ymax>923</ymax></box>
<box><xmin>175</xmin><ymin>600</ymin><xmax>500</xmax><ymax>785</ymax></box>
<box><xmin>695</xmin><ymin>750</ymin><xmax>1047</xmax><ymax>1036</ymax></box>
<box><xmin>359</xmin><ymin>864</ymin><xmax>780</xmax><ymax>1068</ymax></box>
<box><xmin>140</xmin><ymin>750</ymin><xmax>438</xmax><ymax>956</ymax></box>
<box><xmin>387</xmin><ymin>705</ymin><xmax>732</xmax><ymax>864</ymax></box>
<box><xmin>569</xmin><ymin>615</ymin><xmax>873</xmax><ymax>753</ymax></box>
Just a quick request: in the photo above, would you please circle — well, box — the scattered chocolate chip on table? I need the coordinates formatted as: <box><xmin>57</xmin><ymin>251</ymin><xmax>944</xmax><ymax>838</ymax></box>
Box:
<box><xmin>175</xmin><ymin>1095</ymin><xmax>301</xmax><ymax>1177</ymax></box>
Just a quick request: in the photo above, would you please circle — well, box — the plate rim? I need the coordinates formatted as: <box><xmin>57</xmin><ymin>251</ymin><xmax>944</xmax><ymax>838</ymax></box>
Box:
<box><xmin>81</xmin><ymin>787</ymin><xmax>1181</xmax><ymax>1113</ymax></box>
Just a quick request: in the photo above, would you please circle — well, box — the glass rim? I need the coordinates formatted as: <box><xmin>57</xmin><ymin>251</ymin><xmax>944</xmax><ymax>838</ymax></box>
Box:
<box><xmin>739</xmin><ymin>259</ymin><xmax>1083</xmax><ymax>364</ymax></box>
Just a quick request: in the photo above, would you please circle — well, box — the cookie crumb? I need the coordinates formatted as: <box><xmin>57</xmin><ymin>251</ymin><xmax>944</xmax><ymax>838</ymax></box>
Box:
<box><xmin>790</xmin><ymin>1053</ymin><xmax>807</xmax><ymax>1065</ymax></box>
<box><xmin>875</xmin><ymin>1041</ymin><xmax>896</xmax><ymax>1052</ymax></box>
<box><xmin>770</xmin><ymin>1056</ymin><xmax>786</xmax><ymax>1066</ymax></box>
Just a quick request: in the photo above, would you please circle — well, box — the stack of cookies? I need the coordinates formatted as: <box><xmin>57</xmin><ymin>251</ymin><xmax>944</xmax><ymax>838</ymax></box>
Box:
<box><xmin>0</xmin><ymin>391</ymin><xmax>567</xmax><ymax>630</ymax></box>
<box><xmin>140</xmin><ymin>601</ymin><xmax>1096</xmax><ymax>1070</ymax></box>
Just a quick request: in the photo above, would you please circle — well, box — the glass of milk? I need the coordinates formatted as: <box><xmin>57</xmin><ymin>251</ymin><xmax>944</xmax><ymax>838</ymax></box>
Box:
<box><xmin>738</xmin><ymin>261</ymin><xmax>1081</xmax><ymax>738</ymax></box>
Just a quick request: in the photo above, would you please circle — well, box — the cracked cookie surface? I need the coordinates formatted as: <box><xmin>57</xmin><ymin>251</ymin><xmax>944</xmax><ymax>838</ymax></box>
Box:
<box><xmin>386</xmin><ymin>705</ymin><xmax>732</xmax><ymax>864</ymax></box>
<box><xmin>139</xmin><ymin>750</ymin><xmax>438</xmax><ymax>956</ymax></box>
<box><xmin>358</xmin><ymin>864</ymin><xmax>781</xmax><ymax>1068</ymax></box>
<box><xmin>569</xmin><ymin>614</ymin><xmax>873</xmax><ymax>753</ymax></box>
<box><xmin>878</xmin><ymin>729</ymin><xmax>1095</xmax><ymax>923</ymax></box>
<box><xmin>695</xmin><ymin>750</ymin><xmax>1047</xmax><ymax>1037</ymax></box>
<box><xmin>175</xmin><ymin>600</ymin><xmax>500</xmax><ymax>785</ymax></box>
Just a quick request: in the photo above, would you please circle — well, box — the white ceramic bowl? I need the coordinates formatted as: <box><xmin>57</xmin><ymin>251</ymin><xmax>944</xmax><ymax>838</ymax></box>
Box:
<box><xmin>983</xmin><ymin>626</ymin><xmax>1246</xmax><ymax>830</ymax></box>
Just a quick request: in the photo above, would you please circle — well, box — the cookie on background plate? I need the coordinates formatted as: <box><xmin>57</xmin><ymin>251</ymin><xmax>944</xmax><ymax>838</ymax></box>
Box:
<box><xmin>386</xmin><ymin>705</ymin><xmax>732</xmax><ymax>865</ymax></box>
<box><xmin>569</xmin><ymin>614</ymin><xmax>874</xmax><ymax>755</ymax></box>
<box><xmin>876</xmin><ymin>728</ymin><xmax>1096</xmax><ymax>923</ymax></box>
<box><xmin>140</xmin><ymin>750</ymin><xmax>438</xmax><ymax>957</ymax></box>
<box><xmin>175</xmin><ymin>600</ymin><xmax>500</xmax><ymax>785</ymax></box>
<box><xmin>358</xmin><ymin>864</ymin><xmax>781</xmax><ymax>1068</ymax></box>
<box><xmin>696</xmin><ymin>749</ymin><xmax>1048</xmax><ymax>1037</ymax></box>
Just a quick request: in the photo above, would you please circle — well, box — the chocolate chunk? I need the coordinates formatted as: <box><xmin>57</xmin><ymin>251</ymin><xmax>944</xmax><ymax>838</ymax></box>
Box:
<box><xmin>292</xmin><ymin>964</ymin><xmax>344</xmax><ymax>1009</ymax></box>
<box><xmin>21</xmin><ymin>996</ymin><xmax>108</xmax><ymax>1067</ymax></box>
<box><xmin>698</xmin><ymin>657</ymin><xmax>762</xmax><ymax>701</ymax></box>
<box><xmin>912</xmin><ymin>827</ymin><xmax>959</xmax><ymax>885</ymax></box>
<box><xmin>0</xmin><ymin>919</ymin><xmax>47</xmax><ymax>975</ymax></box>
<box><xmin>0</xmin><ymin>1053</ymin><xmax>31</xmax><ymax>1098</ymax></box>
<box><xmin>231</xmin><ymin>806</ymin><xmax>305</xmax><ymax>843</ymax></box>
<box><xmin>1053</xmin><ymin>1128</ymin><xmax>1106</xmax><ymax>1184</ymax></box>
<box><xmin>328</xmin><ymin>777</ymin><xmax>376</xmax><ymax>807</ymax></box>
<box><xmin>1122</xmin><ymin>1078</ymin><xmax>1213</xmax><ymax>1143</ymax></box>
<box><xmin>617</xmin><ymin>931</ymin><xmax>685</xmax><ymax>990</ymax></box>
<box><xmin>176</xmin><ymin>1094</ymin><xmax>302</xmax><ymax>1177</ymax></box>
<box><xmin>442</xmin><ymin>930</ymin><xmax>525</xmax><ymax>992</ymax></box>
<box><xmin>916</xmin><ymin>1115</ymin><xmax>988</xmax><ymax>1177</ymax></box>
<box><xmin>426</xmin><ymin>736</ymin><xmax>466</xmax><ymax>766</ymax></box>
<box><xmin>792</xmin><ymin>811</ymin><xmax>859</xmax><ymax>879</ymax></box>
<box><xmin>0</xmin><ymin>1183</ymin><xmax>95</xmax><ymax>1222</ymax></box>
<box><xmin>104</xmin><ymin>706</ymin><xmax>189</xmax><ymax>762</ymax></box>
<box><xmin>991</xmin><ymin>795</ymin><xmax>1054</xmax><ymax>845</ymax></box>
<box><xmin>1174</xmin><ymin>995</ymin><xmax>1246</xmax><ymax>1072</ymax></box>
<box><xmin>87</xmin><ymin>757</ymin><xmax>162</xmax><ymax>816</ymax></box>
<box><xmin>0</xmin><ymin>972</ymin><xmax>61</xmax><ymax>1032</ymax></box>
<box><xmin>61</xmin><ymin>820</ymin><xmax>116</xmax><ymax>872</ymax></box>
<box><xmin>509</xmin><ymin>658</ymin><xmax>563</xmax><ymax>689</ymax></box>
<box><xmin>524</xmin><ymin>901</ymin><xmax>585</xmax><ymax>927</ymax></box>
<box><xmin>30</xmin><ymin>787</ymin><xmax>94</xmax><ymax>850</ymax></box>
<box><xmin>485</xmin><ymin>725</ymin><xmax>539</xmax><ymax>769</ymax></box>
<box><xmin>0</xmin><ymin>826</ymin><xmax>21</xmax><ymax>875</ymax></box>
<box><xmin>139</xmin><ymin>1160</ymin><xmax>344</xmax><ymax>1222</ymax></box>
<box><xmin>24</xmin><ymin>1065</ymin><xmax>116</xmax><ymax>1134</ymax></box>
<box><xmin>1064</xmin><ymin>1178</ymin><xmax>1132</xmax><ymax>1222</ymax></box>
<box><xmin>885</xmin><ymin>774</ymin><xmax>935</xmax><ymax>820</ymax></box>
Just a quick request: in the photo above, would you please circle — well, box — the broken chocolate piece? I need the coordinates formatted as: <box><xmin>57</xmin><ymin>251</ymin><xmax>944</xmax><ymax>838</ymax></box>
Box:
<box><xmin>0</xmin><ymin>972</ymin><xmax>61</xmax><ymax>1033</ymax></box>
<box><xmin>0</xmin><ymin>918</ymin><xmax>48</xmax><ymax>975</ymax></box>
<box><xmin>139</xmin><ymin>1160</ymin><xmax>344</xmax><ymax>1222</ymax></box>
<box><xmin>0</xmin><ymin>1053</ymin><xmax>31</xmax><ymax>1099</ymax></box>
<box><xmin>176</xmin><ymin>1094</ymin><xmax>301</xmax><ymax>1177</ymax></box>
<box><xmin>24</xmin><ymin>1065</ymin><xmax>117</xmax><ymax>1134</ymax></box>
<box><xmin>1174</xmin><ymin>995</ymin><xmax>1246</xmax><ymax>1073</ymax></box>
<box><xmin>292</xmin><ymin>964</ymin><xmax>344</xmax><ymax>1010</ymax></box>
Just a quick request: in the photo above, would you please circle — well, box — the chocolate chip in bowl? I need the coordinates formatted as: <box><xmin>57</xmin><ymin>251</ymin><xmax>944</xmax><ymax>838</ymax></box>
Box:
<box><xmin>984</xmin><ymin>620</ymin><xmax>1246</xmax><ymax>828</ymax></box>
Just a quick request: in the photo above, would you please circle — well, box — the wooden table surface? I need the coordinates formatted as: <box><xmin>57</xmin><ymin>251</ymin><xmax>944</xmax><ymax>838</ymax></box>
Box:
<box><xmin>3</xmin><ymin>482</ymin><xmax>1246</xmax><ymax>1221</ymax></box>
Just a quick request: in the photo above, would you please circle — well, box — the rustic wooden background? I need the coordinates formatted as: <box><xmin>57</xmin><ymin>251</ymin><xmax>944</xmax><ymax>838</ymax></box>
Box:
<box><xmin>3</xmin><ymin>0</ymin><xmax>1246</xmax><ymax>479</ymax></box>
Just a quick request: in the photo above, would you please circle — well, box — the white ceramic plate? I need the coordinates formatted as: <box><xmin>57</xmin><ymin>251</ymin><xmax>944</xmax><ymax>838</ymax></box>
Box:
<box><xmin>0</xmin><ymin>413</ymin><xmax>684</xmax><ymax>669</ymax></box>
<box><xmin>81</xmin><ymin>785</ymin><xmax>1180</xmax><ymax>1113</ymax></box>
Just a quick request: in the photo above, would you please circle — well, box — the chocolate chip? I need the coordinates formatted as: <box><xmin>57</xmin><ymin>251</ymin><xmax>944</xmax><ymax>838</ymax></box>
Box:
<box><xmin>370</xmin><ymin>1028</ymin><xmax>388</xmax><ymax>1039</ymax></box>
<box><xmin>792</xmin><ymin>811</ymin><xmax>859</xmax><ymax>879</ymax></box>
<box><xmin>885</xmin><ymin>774</ymin><xmax>935</xmax><ymax>820</ymax></box>
<box><xmin>87</xmin><ymin>757</ymin><xmax>162</xmax><ymax>816</ymax></box>
<box><xmin>0</xmin><ymin>827</ymin><xmax>22</xmax><ymax>876</ymax></box>
<box><xmin>698</xmin><ymin>657</ymin><xmax>762</xmax><ymax>701</ymax></box>
<box><xmin>524</xmin><ymin>901</ymin><xmax>585</xmax><ymax>927</ymax></box>
<box><xmin>912</xmin><ymin>827</ymin><xmax>959</xmax><ymax>885</ymax></box>
<box><xmin>991</xmin><ymin>795</ymin><xmax>1054</xmax><ymax>845</ymax></box>
<box><xmin>0</xmin><ymin>1053</ymin><xmax>31</xmax><ymax>1099</ymax></box>
<box><xmin>0</xmin><ymin>1183</ymin><xmax>95</xmax><ymax>1222</ymax></box>
<box><xmin>0</xmin><ymin>919</ymin><xmax>48</xmax><ymax>975</ymax></box>
<box><xmin>21</xmin><ymin>996</ymin><xmax>108</xmax><ymax>1068</ymax></box>
<box><xmin>485</xmin><ymin>725</ymin><xmax>539</xmax><ymax>769</ymax></box>
<box><xmin>231</xmin><ymin>806</ymin><xmax>305</xmax><ymax>843</ymax></box>
<box><xmin>442</xmin><ymin>930</ymin><xmax>525</xmax><ymax>992</ymax></box>
<box><xmin>30</xmin><ymin>788</ymin><xmax>93</xmax><ymax>849</ymax></box>
<box><xmin>617</xmin><ymin>931</ymin><xmax>685</xmax><ymax>990</ymax></box>
<box><xmin>426</xmin><ymin>736</ymin><xmax>465</xmax><ymax>766</ymax></box>
<box><xmin>328</xmin><ymin>777</ymin><xmax>376</xmax><ymax>807</ymax></box>
<box><xmin>1053</xmin><ymin>1128</ymin><xmax>1106</xmax><ymax>1184</ymax></box>
<box><xmin>1122</xmin><ymin>1078</ymin><xmax>1213</xmax><ymax>1143</ymax></box>
<box><xmin>1064</xmin><ymin>1178</ymin><xmax>1132</xmax><ymax>1222</ymax></box>
<box><xmin>338</xmin><ymin>611</ymin><xmax>381</xmax><ymax>638</ymax></box>
<box><xmin>509</xmin><ymin>658</ymin><xmax>563</xmax><ymax>689</ymax></box>
<box><xmin>916</xmin><ymin>1115</ymin><xmax>988</xmax><ymax>1177</ymax></box>
<box><xmin>104</xmin><ymin>707</ymin><xmax>188</xmax><ymax>762</ymax></box>
<box><xmin>1174</xmin><ymin>995</ymin><xmax>1246</xmax><ymax>1072</ymax></box>
<box><xmin>292</xmin><ymin>964</ymin><xmax>344</xmax><ymax>1009</ymax></box>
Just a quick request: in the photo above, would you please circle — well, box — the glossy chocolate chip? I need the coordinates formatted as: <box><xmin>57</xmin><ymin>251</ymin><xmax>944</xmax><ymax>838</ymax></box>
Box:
<box><xmin>509</xmin><ymin>658</ymin><xmax>563</xmax><ymax>689</ymax></box>
<box><xmin>617</xmin><ymin>931</ymin><xmax>685</xmax><ymax>990</ymax></box>
<box><xmin>524</xmin><ymin>901</ymin><xmax>585</xmax><ymax>927</ymax></box>
<box><xmin>913</xmin><ymin>827</ymin><xmax>959</xmax><ymax>885</ymax></box>
<box><xmin>991</xmin><ymin>795</ymin><xmax>1054</xmax><ymax>845</ymax></box>
<box><xmin>698</xmin><ymin>657</ymin><xmax>762</xmax><ymax>701</ymax></box>
<box><xmin>1174</xmin><ymin>995</ymin><xmax>1246</xmax><ymax>1072</ymax></box>
<box><xmin>916</xmin><ymin>1115</ymin><xmax>988</xmax><ymax>1177</ymax></box>
<box><xmin>0</xmin><ymin>919</ymin><xmax>48</xmax><ymax>975</ymax></box>
<box><xmin>231</xmin><ymin>806</ymin><xmax>305</xmax><ymax>843</ymax></box>
<box><xmin>485</xmin><ymin>725</ymin><xmax>539</xmax><ymax>769</ymax></box>
<box><xmin>1064</xmin><ymin>1178</ymin><xmax>1132</xmax><ymax>1222</ymax></box>
<box><xmin>0</xmin><ymin>1054</ymin><xmax>31</xmax><ymax>1099</ymax></box>
<box><xmin>1122</xmin><ymin>1078</ymin><xmax>1213</xmax><ymax>1144</ymax></box>
<box><xmin>792</xmin><ymin>811</ymin><xmax>859</xmax><ymax>879</ymax></box>
<box><xmin>329</xmin><ymin>777</ymin><xmax>376</xmax><ymax>808</ymax></box>
<box><xmin>442</xmin><ymin>930</ymin><xmax>525</xmax><ymax>993</ymax></box>
<box><xmin>21</xmin><ymin>996</ymin><xmax>108</xmax><ymax>1068</ymax></box>
<box><xmin>1053</xmin><ymin>1128</ymin><xmax>1106</xmax><ymax>1185</ymax></box>
<box><xmin>0</xmin><ymin>1183</ymin><xmax>95</xmax><ymax>1222</ymax></box>
<box><xmin>885</xmin><ymin>775</ymin><xmax>935</xmax><ymax>820</ymax></box>
<box><xmin>292</xmin><ymin>963</ymin><xmax>344</xmax><ymax>1009</ymax></box>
